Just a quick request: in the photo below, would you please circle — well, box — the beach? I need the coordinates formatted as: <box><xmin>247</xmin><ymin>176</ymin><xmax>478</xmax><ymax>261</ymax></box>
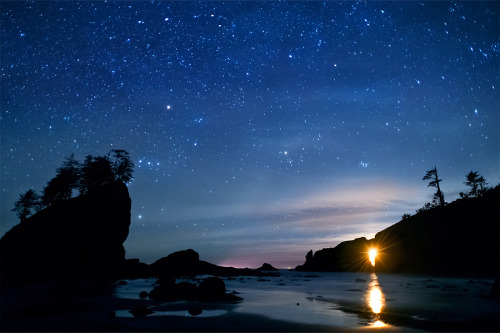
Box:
<box><xmin>1</xmin><ymin>270</ymin><xmax>498</xmax><ymax>332</ymax></box>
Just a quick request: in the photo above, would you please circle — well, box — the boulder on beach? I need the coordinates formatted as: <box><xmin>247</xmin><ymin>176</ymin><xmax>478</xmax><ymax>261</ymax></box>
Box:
<box><xmin>197</xmin><ymin>277</ymin><xmax>226</xmax><ymax>298</ymax></box>
<box><xmin>149</xmin><ymin>280</ymin><xmax>197</xmax><ymax>301</ymax></box>
<box><xmin>129</xmin><ymin>305</ymin><xmax>154</xmax><ymax>317</ymax></box>
<box><xmin>188</xmin><ymin>307</ymin><xmax>203</xmax><ymax>316</ymax></box>
<box><xmin>149</xmin><ymin>284</ymin><xmax>174</xmax><ymax>301</ymax></box>
<box><xmin>148</xmin><ymin>276</ymin><xmax>242</xmax><ymax>302</ymax></box>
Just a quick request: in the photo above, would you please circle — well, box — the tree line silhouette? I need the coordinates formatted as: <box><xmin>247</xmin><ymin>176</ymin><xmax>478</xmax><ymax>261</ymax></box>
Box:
<box><xmin>12</xmin><ymin>149</ymin><xmax>134</xmax><ymax>223</ymax></box>
<box><xmin>415</xmin><ymin>166</ymin><xmax>493</xmax><ymax>214</ymax></box>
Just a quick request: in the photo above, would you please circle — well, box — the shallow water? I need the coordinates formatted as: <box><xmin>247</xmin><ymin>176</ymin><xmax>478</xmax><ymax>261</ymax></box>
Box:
<box><xmin>116</xmin><ymin>309</ymin><xmax>227</xmax><ymax>318</ymax></box>
<box><xmin>114</xmin><ymin>271</ymin><xmax>499</xmax><ymax>331</ymax></box>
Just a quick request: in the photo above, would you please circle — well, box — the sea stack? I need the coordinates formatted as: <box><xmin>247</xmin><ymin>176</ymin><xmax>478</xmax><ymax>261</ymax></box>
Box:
<box><xmin>0</xmin><ymin>181</ymin><xmax>131</xmax><ymax>282</ymax></box>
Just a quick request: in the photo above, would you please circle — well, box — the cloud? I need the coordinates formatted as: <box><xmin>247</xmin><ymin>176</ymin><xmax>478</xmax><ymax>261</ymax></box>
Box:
<box><xmin>126</xmin><ymin>176</ymin><xmax>424</xmax><ymax>267</ymax></box>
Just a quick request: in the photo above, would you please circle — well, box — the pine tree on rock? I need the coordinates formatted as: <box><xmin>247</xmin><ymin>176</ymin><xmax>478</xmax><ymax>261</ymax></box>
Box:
<box><xmin>12</xmin><ymin>189</ymin><xmax>40</xmax><ymax>223</ymax></box>
<box><xmin>423</xmin><ymin>166</ymin><xmax>445</xmax><ymax>207</ymax></box>
<box><xmin>110</xmin><ymin>149</ymin><xmax>134</xmax><ymax>183</ymax></box>
<box><xmin>464</xmin><ymin>171</ymin><xmax>488</xmax><ymax>197</ymax></box>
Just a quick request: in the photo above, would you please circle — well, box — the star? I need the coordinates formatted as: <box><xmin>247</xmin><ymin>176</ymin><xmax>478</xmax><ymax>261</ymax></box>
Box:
<box><xmin>0</xmin><ymin>0</ymin><xmax>498</xmax><ymax>269</ymax></box>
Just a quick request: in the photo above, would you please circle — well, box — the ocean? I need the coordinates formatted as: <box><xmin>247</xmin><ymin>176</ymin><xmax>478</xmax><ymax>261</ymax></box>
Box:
<box><xmin>114</xmin><ymin>270</ymin><xmax>499</xmax><ymax>331</ymax></box>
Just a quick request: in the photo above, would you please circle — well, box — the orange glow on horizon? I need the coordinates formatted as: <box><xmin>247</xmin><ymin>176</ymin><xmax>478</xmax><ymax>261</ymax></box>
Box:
<box><xmin>368</xmin><ymin>248</ymin><xmax>377</xmax><ymax>266</ymax></box>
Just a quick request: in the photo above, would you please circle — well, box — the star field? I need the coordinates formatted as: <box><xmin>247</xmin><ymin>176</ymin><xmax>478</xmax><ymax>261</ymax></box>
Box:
<box><xmin>1</xmin><ymin>1</ymin><xmax>499</xmax><ymax>268</ymax></box>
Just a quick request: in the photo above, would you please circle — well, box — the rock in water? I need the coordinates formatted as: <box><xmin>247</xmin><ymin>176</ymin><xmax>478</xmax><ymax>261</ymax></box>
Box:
<box><xmin>129</xmin><ymin>305</ymin><xmax>154</xmax><ymax>317</ymax></box>
<box><xmin>0</xmin><ymin>182</ymin><xmax>131</xmax><ymax>281</ymax></box>
<box><xmin>197</xmin><ymin>277</ymin><xmax>226</xmax><ymax>298</ymax></box>
<box><xmin>188</xmin><ymin>307</ymin><xmax>203</xmax><ymax>316</ymax></box>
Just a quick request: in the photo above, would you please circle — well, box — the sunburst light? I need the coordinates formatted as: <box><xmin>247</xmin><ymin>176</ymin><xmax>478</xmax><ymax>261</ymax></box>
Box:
<box><xmin>368</xmin><ymin>248</ymin><xmax>377</xmax><ymax>267</ymax></box>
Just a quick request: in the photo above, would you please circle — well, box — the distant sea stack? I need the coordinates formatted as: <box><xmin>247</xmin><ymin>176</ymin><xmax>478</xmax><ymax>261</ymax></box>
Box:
<box><xmin>296</xmin><ymin>186</ymin><xmax>500</xmax><ymax>277</ymax></box>
<box><xmin>150</xmin><ymin>249</ymin><xmax>280</xmax><ymax>278</ymax></box>
<box><xmin>0</xmin><ymin>181</ymin><xmax>131</xmax><ymax>282</ymax></box>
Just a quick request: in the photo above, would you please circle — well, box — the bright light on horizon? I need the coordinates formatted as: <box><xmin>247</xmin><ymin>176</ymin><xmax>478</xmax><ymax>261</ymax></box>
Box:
<box><xmin>369</xmin><ymin>248</ymin><xmax>377</xmax><ymax>266</ymax></box>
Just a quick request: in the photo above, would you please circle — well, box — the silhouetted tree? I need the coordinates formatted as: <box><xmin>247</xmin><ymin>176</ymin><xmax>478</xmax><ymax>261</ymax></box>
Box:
<box><xmin>110</xmin><ymin>149</ymin><xmax>134</xmax><ymax>183</ymax></box>
<box><xmin>58</xmin><ymin>153</ymin><xmax>81</xmax><ymax>196</ymax></box>
<box><xmin>42</xmin><ymin>172</ymin><xmax>69</xmax><ymax>206</ymax></box>
<box><xmin>41</xmin><ymin>179</ymin><xmax>57</xmax><ymax>207</ymax></box>
<box><xmin>78</xmin><ymin>155</ymin><xmax>92</xmax><ymax>195</ymax></box>
<box><xmin>464</xmin><ymin>171</ymin><xmax>488</xmax><ymax>197</ymax></box>
<box><xmin>416</xmin><ymin>202</ymin><xmax>433</xmax><ymax>214</ymax></box>
<box><xmin>79</xmin><ymin>155</ymin><xmax>115</xmax><ymax>194</ymax></box>
<box><xmin>14</xmin><ymin>149</ymin><xmax>134</xmax><ymax>217</ymax></box>
<box><xmin>423</xmin><ymin>166</ymin><xmax>445</xmax><ymax>206</ymax></box>
<box><xmin>41</xmin><ymin>154</ymin><xmax>81</xmax><ymax>206</ymax></box>
<box><xmin>477</xmin><ymin>175</ymin><xmax>488</xmax><ymax>195</ymax></box>
<box><xmin>12</xmin><ymin>189</ymin><xmax>40</xmax><ymax>223</ymax></box>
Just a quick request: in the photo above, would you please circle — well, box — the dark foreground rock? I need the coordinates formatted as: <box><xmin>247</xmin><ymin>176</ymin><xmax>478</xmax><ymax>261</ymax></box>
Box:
<box><xmin>197</xmin><ymin>277</ymin><xmax>226</xmax><ymax>298</ymax></box>
<box><xmin>149</xmin><ymin>276</ymin><xmax>242</xmax><ymax>302</ymax></box>
<box><xmin>0</xmin><ymin>182</ymin><xmax>131</xmax><ymax>284</ymax></box>
<box><xmin>149</xmin><ymin>281</ymin><xmax>197</xmax><ymax>301</ymax></box>
<box><xmin>296</xmin><ymin>186</ymin><xmax>500</xmax><ymax>277</ymax></box>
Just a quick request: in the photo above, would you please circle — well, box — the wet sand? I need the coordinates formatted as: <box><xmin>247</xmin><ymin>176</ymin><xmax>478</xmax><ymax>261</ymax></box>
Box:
<box><xmin>0</xmin><ymin>284</ymin><xmax>348</xmax><ymax>332</ymax></box>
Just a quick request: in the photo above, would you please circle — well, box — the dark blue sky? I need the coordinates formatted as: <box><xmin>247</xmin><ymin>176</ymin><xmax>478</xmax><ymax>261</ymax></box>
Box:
<box><xmin>1</xmin><ymin>1</ymin><xmax>499</xmax><ymax>268</ymax></box>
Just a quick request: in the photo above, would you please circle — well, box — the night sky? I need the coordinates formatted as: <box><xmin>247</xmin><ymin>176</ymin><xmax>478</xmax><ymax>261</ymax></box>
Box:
<box><xmin>1</xmin><ymin>1</ymin><xmax>499</xmax><ymax>268</ymax></box>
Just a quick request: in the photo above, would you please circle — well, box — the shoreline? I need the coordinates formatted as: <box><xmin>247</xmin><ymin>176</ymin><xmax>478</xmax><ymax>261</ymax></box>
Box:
<box><xmin>1</xmin><ymin>271</ymin><xmax>498</xmax><ymax>332</ymax></box>
<box><xmin>0</xmin><ymin>286</ymin><xmax>350</xmax><ymax>332</ymax></box>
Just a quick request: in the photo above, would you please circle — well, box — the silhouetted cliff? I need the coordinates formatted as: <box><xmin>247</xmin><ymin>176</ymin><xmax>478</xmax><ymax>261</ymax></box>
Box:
<box><xmin>0</xmin><ymin>182</ymin><xmax>131</xmax><ymax>282</ymax></box>
<box><xmin>296</xmin><ymin>186</ymin><xmax>500</xmax><ymax>277</ymax></box>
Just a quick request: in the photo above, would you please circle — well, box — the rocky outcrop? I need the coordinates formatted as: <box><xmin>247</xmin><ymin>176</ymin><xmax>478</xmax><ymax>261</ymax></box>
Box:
<box><xmin>150</xmin><ymin>249</ymin><xmax>200</xmax><ymax>277</ymax></box>
<box><xmin>150</xmin><ymin>249</ymin><xmax>280</xmax><ymax>278</ymax></box>
<box><xmin>257</xmin><ymin>263</ymin><xmax>279</xmax><ymax>271</ymax></box>
<box><xmin>296</xmin><ymin>186</ymin><xmax>500</xmax><ymax>277</ymax></box>
<box><xmin>296</xmin><ymin>237</ymin><xmax>374</xmax><ymax>272</ymax></box>
<box><xmin>0</xmin><ymin>182</ymin><xmax>131</xmax><ymax>282</ymax></box>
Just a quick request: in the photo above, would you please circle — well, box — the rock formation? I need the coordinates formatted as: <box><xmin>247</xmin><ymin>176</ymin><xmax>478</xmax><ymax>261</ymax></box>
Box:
<box><xmin>296</xmin><ymin>186</ymin><xmax>500</xmax><ymax>277</ymax></box>
<box><xmin>296</xmin><ymin>237</ymin><xmax>375</xmax><ymax>272</ymax></box>
<box><xmin>0</xmin><ymin>181</ymin><xmax>131</xmax><ymax>282</ymax></box>
<box><xmin>257</xmin><ymin>263</ymin><xmax>279</xmax><ymax>271</ymax></box>
<box><xmin>150</xmin><ymin>249</ymin><xmax>200</xmax><ymax>277</ymax></box>
<box><xmin>150</xmin><ymin>249</ymin><xmax>280</xmax><ymax>278</ymax></box>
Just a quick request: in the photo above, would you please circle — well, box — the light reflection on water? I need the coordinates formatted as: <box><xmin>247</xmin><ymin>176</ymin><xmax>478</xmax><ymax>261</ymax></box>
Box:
<box><xmin>365</xmin><ymin>273</ymin><xmax>388</xmax><ymax>328</ymax></box>
<box><xmin>113</xmin><ymin>272</ymin><xmax>498</xmax><ymax>330</ymax></box>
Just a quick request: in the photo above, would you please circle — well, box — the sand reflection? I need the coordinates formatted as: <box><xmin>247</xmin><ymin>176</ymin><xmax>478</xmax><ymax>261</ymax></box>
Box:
<box><xmin>365</xmin><ymin>273</ymin><xmax>388</xmax><ymax>328</ymax></box>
